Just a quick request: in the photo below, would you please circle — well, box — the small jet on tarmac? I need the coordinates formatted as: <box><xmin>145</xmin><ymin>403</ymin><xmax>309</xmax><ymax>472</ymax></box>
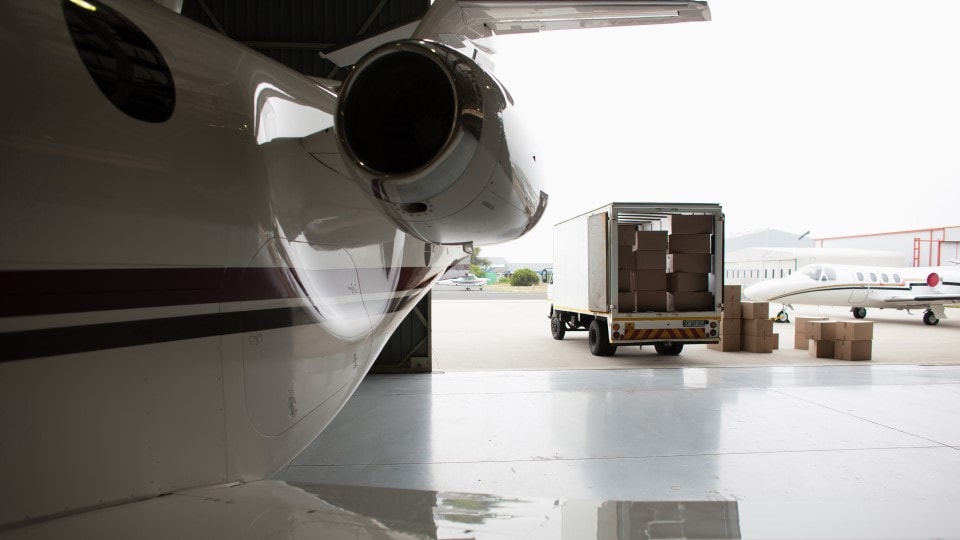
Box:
<box><xmin>744</xmin><ymin>263</ymin><xmax>960</xmax><ymax>325</ymax></box>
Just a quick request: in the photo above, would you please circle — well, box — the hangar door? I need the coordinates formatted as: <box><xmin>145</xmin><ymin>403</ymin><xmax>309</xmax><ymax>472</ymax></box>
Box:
<box><xmin>371</xmin><ymin>292</ymin><xmax>431</xmax><ymax>373</ymax></box>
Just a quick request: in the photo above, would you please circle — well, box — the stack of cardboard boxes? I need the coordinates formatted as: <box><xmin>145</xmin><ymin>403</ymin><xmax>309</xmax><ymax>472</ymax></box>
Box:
<box><xmin>666</xmin><ymin>215</ymin><xmax>714</xmax><ymax>312</ymax></box>
<box><xmin>707</xmin><ymin>285</ymin><xmax>778</xmax><ymax>353</ymax></box>
<box><xmin>804</xmin><ymin>320</ymin><xmax>874</xmax><ymax>361</ymax></box>
<box><xmin>617</xmin><ymin>225</ymin><xmax>669</xmax><ymax>312</ymax></box>
<box><xmin>793</xmin><ymin>317</ymin><xmax>829</xmax><ymax>350</ymax></box>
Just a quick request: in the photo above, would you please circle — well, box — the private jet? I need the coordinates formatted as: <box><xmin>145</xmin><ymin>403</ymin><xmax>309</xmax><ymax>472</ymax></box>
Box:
<box><xmin>0</xmin><ymin>0</ymin><xmax>710</xmax><ymax>535</ymax></box>
<box><xmin>743</xmin><ymin>263</ymin><xmax>960</xmax><ymax>325</ymax></box>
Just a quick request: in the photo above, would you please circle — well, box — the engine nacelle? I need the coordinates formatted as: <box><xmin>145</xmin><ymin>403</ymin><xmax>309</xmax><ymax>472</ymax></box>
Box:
<box><xmin>335</xmin><ymin>39</ymin><xmax>546</xmax><ymax>245</ymax></box>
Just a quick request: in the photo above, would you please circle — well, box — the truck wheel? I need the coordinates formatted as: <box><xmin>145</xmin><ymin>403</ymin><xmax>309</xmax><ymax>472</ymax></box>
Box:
<box><xmin>550</xmin><ymin>315</ymin><xmax>566</xmax><ymax>340</ymax></box>
<box><xmin>654</xmin><ymin>342</ymin><xmax>684</xmax><ymax>356</ymax></box>
<box><xmin>852</xmin><ymin>307</ymin><xmax>867</xmax><ymax>319</ymax></box>
<box><xmin>588</xmin><ymin>319</ymin><xmax>616</xmax><ymax>356</ymax></box>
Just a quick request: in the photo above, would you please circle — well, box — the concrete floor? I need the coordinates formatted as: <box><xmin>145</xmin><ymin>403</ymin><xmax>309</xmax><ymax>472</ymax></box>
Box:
<box><xmin>280</xmin><ymin>299</ymin><xmax>960</xmax><ymax>536</ymax></box>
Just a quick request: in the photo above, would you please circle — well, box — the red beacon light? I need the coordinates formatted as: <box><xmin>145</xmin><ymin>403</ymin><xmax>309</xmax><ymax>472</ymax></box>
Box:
<box><xmin>927</xmin><ymin>272</ymin><xmax>941</xmax><ymax>287</ymax></box>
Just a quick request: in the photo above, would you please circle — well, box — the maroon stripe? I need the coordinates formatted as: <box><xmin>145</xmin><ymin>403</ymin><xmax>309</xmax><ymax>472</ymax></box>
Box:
<box><xmin>0</xmin><ymin>266</ymin><xmax>437</xmax><ymax>318</ymax></box>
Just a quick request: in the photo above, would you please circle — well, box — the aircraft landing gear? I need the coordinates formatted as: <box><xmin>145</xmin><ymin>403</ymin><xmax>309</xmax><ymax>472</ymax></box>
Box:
<box><xmin>923</xmin><ymin>310</ymin><xmax>940</xmax><ymax>326</ymax></box>
<box><xmin>774</xmin><ymin>309</ymin><xmax>790</xmax><ymax>323</ymax></box>
<box><xmin>852</xmin><ymin>307</ymin><xmax>867</xmax><ymax>319</ymax></box>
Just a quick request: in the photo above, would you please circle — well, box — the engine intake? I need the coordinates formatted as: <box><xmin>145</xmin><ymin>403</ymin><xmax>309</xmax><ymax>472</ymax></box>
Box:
<box><xmin>336</xmin><ymin>39</ymin><xmax>546</xmax><ymax>245</ymax></box>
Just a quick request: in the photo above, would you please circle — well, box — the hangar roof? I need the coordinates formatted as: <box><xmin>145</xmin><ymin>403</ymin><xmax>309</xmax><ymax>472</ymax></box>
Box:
<box><xmin>180</xmin><ymin>0</ymin><xmax>430</xmax><ymax>79</ymax></box>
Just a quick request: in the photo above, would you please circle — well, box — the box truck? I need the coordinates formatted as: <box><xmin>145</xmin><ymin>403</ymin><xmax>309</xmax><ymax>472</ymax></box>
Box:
<box><xmin>547</xmin><ymin>203</ymin><xmax>724</xmax><ymax>356</ymax></box>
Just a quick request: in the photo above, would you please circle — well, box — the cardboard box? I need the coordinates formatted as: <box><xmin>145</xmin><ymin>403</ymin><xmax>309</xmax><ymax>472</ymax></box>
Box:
<box><xmin>708</xmin><ymin>334</ymin><xmax>741</xmax><ymax>352</ymax></box>
<box><xmin>743</xmin><ymin>335</ymin><xmax>773</xmax><ymax>353</ymax></box>
<box><xmin>810</xmin><ymin>321</ymin><xmax>837</xmax><ymax>341</ymax></box>
<box><xmin>634</xmin><ymin>231</ymin><xmax>668</xmax><ymax>251</ymax></box>
<box><xmin>724</xmin><ymin>302</ymin><xmax>742</xmax><ymax>319</ymax></box>
<box><xmin>741</xmin><ymin>301</ymin><xmax>769</xmax><ymax>320</ymax></box>
<box><xmin>666</xmin><ymin>253</ymin><xmax>711</xmax><ymax>273</ymax></box>
<box><xmin>742</xmin><ymin>318</ymin><xmax>774</xmax><ymax>336</ymax></box>
<box><xmin>719</xmin><ymin>317</ymin><xmax>741</xmax><ymax>336</ymax></box>
<box><xmin>617</xmin><ymin>269</ymin><xmax>633</xmax><ymax>292</ymax></box>
<box><xmin>634</xmin><ymin>270</ymin><xmax>667</xmax><ymax>291</ymax></box>
<box><xmin>836</xmin><ymin>321</ymin><xmax>874</xmax><ymax>341</ymax></box>
<box><xmin>618</xmin><ymin>245</ymin><xmax>638</xmax><ymax>270</ymax></box>
<box><xmin>723</xmin><ymin>284</ymin><xmax>742</xmax><ymax>303</ymax></box>
<box><xmin>636</xmin><ymin>291</ymin><xmax>669</xmax><ymax>311</ymax></box>
<box><xmin>796</xmin><ymin>316</ymin><xmax>830</xmax><ymax>336</ymax></box>
<box><xmin>808</xmin><ymin>339</ymin><xmax>835</xmax><ymax>358</ymax></box>
<box><xmin>668</xmin><ymin>233</ymin><xmax>712</xmax><ymax>254</ymax></box>
<box><xmin>667</xmin><ymin>272</ymin><xmax>709</xmax><ymax>292</ymax></box>
<box><xmin>834</xmin><ymin>340</ymin><xmax>872</xmax><ymax>361</ymax></box>
<box><xmin>618</xmin><ymin>292</ymin><xmax>636</xmax><ymax>312</ymax></box>
<box><xmin>668</xmin><ymin>291</ymin><xmax>714</xmax><ymax>311</ymax></box>
<box><xmin>768</xmin><ymin>333</ymin><xmax>780</xmax><ymax>350</ymax></box>
<box><xmin>636</xmin><ymin>250</ymin><xmax>668</xmax><ymax>270</ymax></box>
<box><xmin>618</xmin><ymin>225</ymin><xmax>637</xmax><ymax>245</ymax></box>
<box><xmin>670</xmin><ymin>214</ymin><xmax>714</xmax><ymax>234</ymax></box>
<box><xmin>794</xmin><ymin>332</ymin><xmax>810</xmax><ymax>350</ymax></box>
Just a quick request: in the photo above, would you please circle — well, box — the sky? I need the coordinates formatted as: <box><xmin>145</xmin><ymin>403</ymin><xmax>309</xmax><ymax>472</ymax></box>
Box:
<box><xmin>473</xmin><ymin>0</ymin><xmax>960</xmax><ymax>263</ymax></box>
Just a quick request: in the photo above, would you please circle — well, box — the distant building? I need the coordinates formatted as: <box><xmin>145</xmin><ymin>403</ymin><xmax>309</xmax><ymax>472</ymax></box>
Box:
<box><xmin>815</xmin><ymin>226</ymin><xmax>960</xmax><ymax>267</ymax></box>
<box><xmin>725</xmin><ymin>247</ymin><xmax>906</xmax><ymax>289</ymax></box>
<box><xmin>726</xmin><ymin>229</ymin><xmax>814</xmax><ymax>253</ymax></box>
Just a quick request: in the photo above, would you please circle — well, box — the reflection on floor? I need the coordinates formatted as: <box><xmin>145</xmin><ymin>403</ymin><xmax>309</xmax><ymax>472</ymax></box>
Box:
<box><xmin>281</xmin><ymin>365</ymin><xmax>960</xmax><ymax>536</ymax></box>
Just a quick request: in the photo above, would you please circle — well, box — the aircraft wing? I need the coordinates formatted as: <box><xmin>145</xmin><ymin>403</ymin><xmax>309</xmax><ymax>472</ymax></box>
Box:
<box><xmin>322</xmin><ymin>0</ymin><xmax>710</xmax><ymax>66</ymax></box>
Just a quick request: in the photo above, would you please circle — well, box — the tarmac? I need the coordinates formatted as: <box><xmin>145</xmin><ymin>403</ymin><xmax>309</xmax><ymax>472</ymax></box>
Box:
<box><xmin>430</xmin><ymin>294</ymin><xmax>960</xmax><ymax>370</ymax></box>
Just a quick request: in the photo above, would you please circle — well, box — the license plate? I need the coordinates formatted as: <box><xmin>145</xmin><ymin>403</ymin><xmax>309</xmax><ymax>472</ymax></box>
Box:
<box><xmin>683</xmin><ymin>320</ymin><xmax>707</xmax><ymax>327</ymax></box>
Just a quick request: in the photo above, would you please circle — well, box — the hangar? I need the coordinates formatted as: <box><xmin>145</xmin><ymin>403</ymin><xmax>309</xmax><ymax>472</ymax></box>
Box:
<box><xmin>2</xmin><ymin>1</ymin><xmax>959</xmax><ymax>538</ymax></box>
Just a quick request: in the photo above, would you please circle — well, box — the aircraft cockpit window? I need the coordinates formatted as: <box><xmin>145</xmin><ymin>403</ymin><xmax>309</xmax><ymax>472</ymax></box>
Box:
<box><xmin>802</xmin><ymin>266</ymin><xmax>823</xmax><ymax>281</ymax></box>
<box><xmin>856</xmin><ymin>272</ymin><xmax>865</xmax><ymax>281</ymax></box>
<box><xmin>869</xmin><ymin>272</ymin><xmax>878</xmax><ymax>281</ymax></box>
<box><xmin>823</xmin><ymin>266</ymin><xmax>837</xmax><ymax>281</ymax></box>
<box><xmin>881</xmin><ymin>273</ymin><xmax>890</xmax><ymax>283</ymax></box>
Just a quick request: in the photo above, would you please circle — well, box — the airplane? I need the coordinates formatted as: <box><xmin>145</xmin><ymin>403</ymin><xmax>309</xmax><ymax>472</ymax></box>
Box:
<box><xmin>435</xmin><ymin>273</ymin><xmax>488</xmax><ymax>290</ymax></box>
<box><xmin>743</xmin><ymin>263</ymin><xmax>960</xmax><ymax>326</ymax></box>
<box><xmin>0</xmin><ymin>0</ymin><xmax>710</xmax><ymax>535</ymax></box>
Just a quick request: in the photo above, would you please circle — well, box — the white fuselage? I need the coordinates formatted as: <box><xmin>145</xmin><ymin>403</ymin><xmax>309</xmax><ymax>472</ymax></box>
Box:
<box><xmin>0</xmin><ymin>1</ymin><xmax>466</xmax><ymax>526</ymax></box>
<box><xmin>743</xmin><ymin>263</ymin><xmax>960</xmax><ymax>312</ymax></box>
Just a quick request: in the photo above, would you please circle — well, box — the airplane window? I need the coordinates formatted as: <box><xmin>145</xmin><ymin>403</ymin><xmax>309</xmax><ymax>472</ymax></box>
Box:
<box><xmin>802</xmin><ymin>266</ymin><xmax>823</xmax><ymax>281</ymax></box>
<box><xmin>894</xmin><ymin>273</ymin><xmax>901</xmax><ymax>282</ymax></box>
<box><xmin>64</xmin><ymin>0</ymin><xmax>176</xmax><ymax>123</ymax></box>
<box><xmin>857</xmin><ymin>272</ymin><xmax>864</xmax><ymax>281</ymax></box>
<box><xmin>869</xmin><ymin>272</ymin><xmax>877</xmax><ymax>281</ymax></box>
<box><xmin>881</xmin><ymin>273</ymin><xmax>889</xmax><ymax>283</ymax></box>
<box><xmin>824</xmin><ymin>266</ymin><xmax>837</xmax><ymax>281</ymax></box>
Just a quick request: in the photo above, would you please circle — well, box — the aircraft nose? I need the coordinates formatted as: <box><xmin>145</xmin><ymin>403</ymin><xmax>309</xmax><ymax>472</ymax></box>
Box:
<box><xmin>743</xmin><ymin>282</ymin><xmax>770</xmax><ymax>301</ymax></box>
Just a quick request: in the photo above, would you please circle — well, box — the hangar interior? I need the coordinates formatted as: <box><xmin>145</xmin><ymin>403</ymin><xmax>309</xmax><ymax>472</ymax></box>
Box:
<box><xmin>178</xmin><ymin>2</ymin><xmax>960</xmax><ymax>536</ymax></box>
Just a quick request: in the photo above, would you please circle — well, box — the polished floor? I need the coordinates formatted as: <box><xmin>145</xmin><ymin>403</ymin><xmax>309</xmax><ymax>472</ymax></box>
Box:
<box><xmin>282</xmin><ymin>365</ymin><xmax>960</xmax><ymax>506</ymax></box>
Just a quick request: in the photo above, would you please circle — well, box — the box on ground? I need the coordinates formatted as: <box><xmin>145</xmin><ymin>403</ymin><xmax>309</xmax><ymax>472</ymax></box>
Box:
<box><xmin>719</xmin><ymin>317</ymin><xmax>741</xmax><ymax>335</ymax></box>
<box><xmin>808</xmin><ymin>339</ymin><xmax>835</xmax><ymax>358</ymax></box>
<box><xmin>810</xmin><ymin>321</ymin><xmax>837</xmax><ymax>341</ymax></box>
<box><xmin>667</xmin><ymin>272</ymin><xmax>709</xmax><ymax>292</ymax></box>
<box><xmin>708</xmin><ymin>334</ymin><xmax>741</xmax><ymax>352</ymax></box>
<box><xmin>668</xmin><ymin>291</ymin><xmax>714</xmax><ymax>311</ymax></box>
<box><xmin>634</xmin><ymin>231</ymin><xmax>668</xmax><ymax>251</ymax></box>
<box><xmin>670</xmin><ymin>214</ymin><xmax>714</xmax><ymax>235</ymax></box>
<box><xmin>769</xmin><ymin>333</ymin><xmax>779</xmax><ymax>350</ymax></box>
<box><xmin>666</xmin><ymin>253</ymin><xmax>711</xmax><ymax>273</ymax></box>
<box><xmin>834</xmin><ymin>340</ymin><xmax>872</xmax><ymax>361</ymax></box>
<box><xmin>742</xmin><ymin>318</ymin><xmax>774</xmax><ymax>336</ymax></box>
<box><xmin>796</xmin><ymin>316</ymin><xmax>830</xmax><ymax>336</ymax></box>
<box><xmin>794</xmin><ymin>332</ymin><xmax>811</xmax><ymax>350</ymax></box>
<box><xmin>636</xmin><ymin>291</ymin><xmax>669</xmax><ymax>311</ymax></box>
<box><xmin>668</xmin><ymin>233</ymin><xmax>712</xmax><ymax>254</ymax></box>
<box><xmin>741</xmin><ymin>301</ymin><xmax>769</xmax><ymax>320</ymax></box>
<box><xmin>836</xmin><ymin>321</ymin><xmax>874</xmax><ymax>341</ymax></box>
<box><xmin>743</xmin><ymin>335</ymin><xmax>773</xmax><ymax>353</ymax></box>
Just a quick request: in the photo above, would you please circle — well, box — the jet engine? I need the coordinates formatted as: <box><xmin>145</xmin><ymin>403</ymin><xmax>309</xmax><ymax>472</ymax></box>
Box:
<box><xmin>335</xmin><ymin>39</ymin><xmax>546</xmax><ymax>245</ymax></box>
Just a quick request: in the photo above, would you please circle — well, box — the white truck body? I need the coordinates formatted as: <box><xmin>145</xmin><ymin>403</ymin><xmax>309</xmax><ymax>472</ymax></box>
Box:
<box><xmin>548</xmin><ymin>203</ymin><xmax>724</xmax><ymax>355</ymax></box>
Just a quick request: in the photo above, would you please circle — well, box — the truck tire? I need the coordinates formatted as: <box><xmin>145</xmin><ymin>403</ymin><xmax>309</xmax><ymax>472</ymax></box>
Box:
<box><xmin>654</xmin><ymin>342</ymin><xmax>684</xmax><ymax>356</ymax></box>
<box><xmin>588</xmin><ymin>319</ymin><xmax>616</xmax><ymax>356</ymax></box>
<box><xmin>550</xmin><ymin>315</ymin><xmax>566</xmax><ymax>340</ymax></box>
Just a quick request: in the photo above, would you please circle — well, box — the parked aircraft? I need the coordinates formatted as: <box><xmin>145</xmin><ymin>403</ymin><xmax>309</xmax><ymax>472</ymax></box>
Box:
<box><xmin>0</xmin><ymin>0</ymin><xmax>710</xmax><ymax>534</ymax></box>
<box><xmin>436</xmin><ymin>273</ymin><xmax>488</xmax><ymax>290</ymax></box>
<box><xmin>743</xmin><ymin>263</ymin><xmax>960</xmax><ymax>325</ymax></box>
